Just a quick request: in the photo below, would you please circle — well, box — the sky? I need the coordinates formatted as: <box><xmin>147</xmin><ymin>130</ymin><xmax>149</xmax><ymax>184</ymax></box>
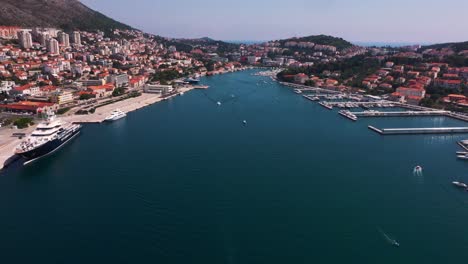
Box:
<box><xmin>81</xmin><ymin>0</ymin><xmax>468</xmax><ymax>44</ymax></box>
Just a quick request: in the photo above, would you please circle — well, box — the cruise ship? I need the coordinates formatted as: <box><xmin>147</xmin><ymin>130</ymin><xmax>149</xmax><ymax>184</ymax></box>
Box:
<box><xmin>15</xmin><ymin>112</ymin><xmax>81</xmax><ymax>164</ymax></box>
<box><xmin>104</xmin><ymin>109</ymin><xmax>127</xmax><ymax>122</ymax></box>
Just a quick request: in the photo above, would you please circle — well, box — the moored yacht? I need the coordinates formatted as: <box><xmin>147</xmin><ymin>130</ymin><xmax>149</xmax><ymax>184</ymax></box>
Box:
<box><xmin>104</xmin><ymin>109</ymin><xmax>127</xmax><ymax>122</ymax></box>
<box><xmin>15</xmin><ymin>112</ymin><xmax>81</xmax><ymax>164</ymax></box>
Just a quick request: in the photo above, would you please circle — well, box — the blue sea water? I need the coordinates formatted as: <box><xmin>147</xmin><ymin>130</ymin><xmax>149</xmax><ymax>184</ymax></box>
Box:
<box><xmin>0</xmin><ymin>69</ymin><xmax>467</xmax><ymax>263</ymax></box>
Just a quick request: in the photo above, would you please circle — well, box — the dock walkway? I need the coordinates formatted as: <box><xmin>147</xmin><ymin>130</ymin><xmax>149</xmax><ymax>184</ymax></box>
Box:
<box><xmin>352</xmin><ymin>110</ymin><xmax>449</xmax><ymax>117</ymax></box>
<box><xmin>368</xmin><ymin>126</ymin><xmax>468</xmax><ymax>135</ymax></box>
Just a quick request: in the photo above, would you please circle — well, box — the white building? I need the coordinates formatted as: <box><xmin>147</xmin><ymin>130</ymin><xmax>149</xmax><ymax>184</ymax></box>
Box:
<box><xmin>247</xmin><ymin>56</ymin><xmax>260</xmax><ymax>64</ymax></box>
<box><xmin>144</xmin><ymin>84</ymin><xmax>173</xmax><ymax>94</ymax></box>
<box><xmin>47</xmin><ymin>38</ymin><xmax>60</xmax><ymax>55</ymax></box>
<box><xmin>38</xmin><ymin>32</ymin><xmax>50</xmax><ymax>47</ymax></box>
<box><xmin>0</xmin><ymin>81</ymin><xmax>16</xmax><ymax>93</ymax></box>
<box><xmin>51</xmin><ymin>90</ymin><xmax>74</xmax><ymax>105</ymax></box>
<box><xmin>58</xmin><ymin>32</ymin><xmax>70</xmax><ymax>47</ymax></box>
<box><xmin>18</xmin><ymin>31</ymin><xmax>33</xmax><ymax>49</ymax></box>
<box><xmin>72</xmin><ymin>31</ymin><xmax>81</xmax><ymax>46</ymax></box>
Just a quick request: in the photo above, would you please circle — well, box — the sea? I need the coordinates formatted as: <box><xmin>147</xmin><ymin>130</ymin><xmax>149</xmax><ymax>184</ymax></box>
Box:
<box><xmin>1</xmin><ymin>69</ymin><xmax>467</xmax><ymax>263</ymax></box>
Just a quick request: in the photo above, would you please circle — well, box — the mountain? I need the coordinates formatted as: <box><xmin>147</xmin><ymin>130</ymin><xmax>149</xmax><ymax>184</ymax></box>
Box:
<box><xmin>0</xmin><ymin>0</ymin><xmax>133</xmax><ymax>32</ymax></box>
<box><xmin>279</xmin><ymin>34</ymin><xmax>354</xmax><ymax>50</ymax></box>
<box><xmin>156</xmin><ymin>37</ymin><xmax>240</xmax><ymax>53</ymax></box>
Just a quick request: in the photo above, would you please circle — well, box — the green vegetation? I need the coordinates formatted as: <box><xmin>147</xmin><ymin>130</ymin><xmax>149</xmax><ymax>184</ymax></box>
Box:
<box><xmin>165</xmin><ymin>41</ymin><xmax>193</xmax><ymax>53</ymax></box>
<box><xmin>79</xmin><ymin>94</ymin><xmax>96</xmax><ymax>100</ymax></box>
<box><xmin>129</xmin><ymin>91</ymin><xmax>142</xmax><ymax>98</ymax></box>
<box><xmin>13</xmin><ymin>117</ymin><xmax>34</xmax><ymax>129</ymax></box>
<box><xmin>423</xmin><ymin>41</ymin><xmax>468</xmax><ymax>53</ymax></box>
<box><xmin>277</xmin><ymin>55</ymin><xmax>381</xmax><ymax>89</ymax></box>
<box><xmin>280</xmin><ymin>35</ymin><xmax>353</xmax><ymax>51</ymax></box>
<box><xmin>112</xmin><ymin>87</ymin><xmax>126</xmax><ymax>97</ymax></box>
<box><xmin>444</xmin><ymin>55</ymin><xmax>468</xmax><ymax>67</ymax></box>
<box><xmin>57</xmin><ymin>107</ymin><xmax>71</xmax><ymax>115</ymax></box>
<box><xmin>0</xmin><ymin>0</ymin><xmax>133</xmax><ymax>33</ymax></box>
<box><xmin>76</xmin><ymin>108</ymin><xmax>95</xmax><ymax>115</ymax></box>
<box><xmin>171</xmin><ymin>37</ymin><xmax>241</xmax><ymax>54</ymax></box>
<box><xmin>151</xmin><ymin>70</ymin><xmax>181</xmax><ymax>83</ymax></box>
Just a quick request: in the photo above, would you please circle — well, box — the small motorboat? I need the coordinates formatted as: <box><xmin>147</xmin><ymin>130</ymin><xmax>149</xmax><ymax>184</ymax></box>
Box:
<box><xmin>452</xmin><ymin>181</ymin><xmax>468</xmax><ymax>188</ymax></box>
<box><xmin>242</xmin><ymin>120</ymin><xmax>247</xmax><ymax>125</ymax></box>
<box><xmin>217</xmin><ymin>101</ymin><xmax>222</xmax><ymax>106</ymax></box>
<box><xmin>415</xmin><ymin>165</ymin><xmax>422</xmax><ymax>170</ymax></box>
<box><xmin>457</xmin><ymin>155</ymin><xmax>468</xmax><ymax>160</ymax></box>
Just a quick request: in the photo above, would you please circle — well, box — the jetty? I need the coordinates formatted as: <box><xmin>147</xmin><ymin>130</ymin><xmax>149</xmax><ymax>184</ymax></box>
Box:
<box><xmin>193</xmin><ymin>85</ymin><xmax>209</xmax><ymax>89</ymax></box>
<box><xmin>351</xmin><ymin>110</ymin><xmax>449</xmax><ymax>117</ymax></box>
<box><xmin>368</xmin><ymin>126</ymin><xmax>468</xmax><ymax>135</ymax></box>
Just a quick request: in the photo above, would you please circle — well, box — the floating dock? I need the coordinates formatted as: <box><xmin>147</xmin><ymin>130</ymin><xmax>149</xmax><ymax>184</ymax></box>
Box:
<box><xmin>368</xmin><ymin>126</ymin><xmax>468</xmax><ymax>135</ymax></box>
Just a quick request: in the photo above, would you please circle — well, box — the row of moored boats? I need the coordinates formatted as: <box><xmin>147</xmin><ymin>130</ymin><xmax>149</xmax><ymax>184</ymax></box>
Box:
<box><xmin>338</xmin><ymin>110</ymin><xmax>358</xmax><ymax>121</ymax></box>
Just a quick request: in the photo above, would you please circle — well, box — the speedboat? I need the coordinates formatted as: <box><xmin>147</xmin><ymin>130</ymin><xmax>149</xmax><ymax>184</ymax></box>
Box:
<box><xmin>452</xmin><ymin>181</ymin><xmax>468</xmax><ymax>188</ymax></box>
<box><xmin>104</xmin><ymin>109</ymin><xmax>126</xmax><ymax>122</ymax></box>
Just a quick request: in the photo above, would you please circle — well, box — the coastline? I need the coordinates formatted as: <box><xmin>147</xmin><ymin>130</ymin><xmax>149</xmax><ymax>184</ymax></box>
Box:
<box><xmin>0</xmin><ymin>66</ymin><xmax>258</xmax><ymax>170</ymax></box>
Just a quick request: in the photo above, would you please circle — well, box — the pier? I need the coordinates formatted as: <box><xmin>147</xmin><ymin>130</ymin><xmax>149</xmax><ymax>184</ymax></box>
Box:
<box><xmin>368</xmin><ymin>126</ymin><xmax>468</xmax><ymax>135</ymax></box>
<box><xmin>351</xmin><ymin>110</ymin><xmax>449</xmax><ymax>117</ymax></box>
<box><xmin>193</xmin><ymin>85</ymin><xmax>209</xmax><ymax>89</ymax></box>
<box><xmin>324</xmin><ymin>101</ymin><xmax>396</xmax><ymax>108</ymax></box>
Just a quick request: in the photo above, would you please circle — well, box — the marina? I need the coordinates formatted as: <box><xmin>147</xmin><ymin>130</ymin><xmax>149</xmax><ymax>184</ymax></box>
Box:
<box><xmin>297</xmin><ymin>87</ymin><xmax>468</xmax><ymax>140</ymax></box>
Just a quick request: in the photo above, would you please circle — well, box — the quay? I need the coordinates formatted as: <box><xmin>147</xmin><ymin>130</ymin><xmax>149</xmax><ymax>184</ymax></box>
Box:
<box><xmin>351</xmin><ymin>110</ymin><xmax>449</xmax><ymax>117</ymax></box>
<box><xmin>324</xmin><ymin>101</ymin><xmax>395</xmax><ymax>107</ymax></box>
<box><xmin>368</xmin><ymin>126</ymin><xmax>468</xmax><ymax>135</ymax></box>
<box><xmin>193</xmin><ymin>85</ymin><xmax>209</xmax><ymax>89</ymax></box>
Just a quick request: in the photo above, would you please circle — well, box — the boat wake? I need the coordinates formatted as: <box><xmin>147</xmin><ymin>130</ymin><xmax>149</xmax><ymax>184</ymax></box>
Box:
<box><xmin>413</xmin><ymin>165</ymin><xmax>423</xmax><ymax>176</ymax></box>
<box><xmin>378</xmin><ymin>227</ymin><xmax>400</xmax><ymax>247</ymax></box>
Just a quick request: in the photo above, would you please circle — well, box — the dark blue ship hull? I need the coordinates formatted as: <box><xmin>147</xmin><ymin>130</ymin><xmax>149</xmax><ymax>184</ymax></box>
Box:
<box><xmin>19</xmin><ymin>128</ymin><xmax>81</xmax><ymax>164</ymax></box>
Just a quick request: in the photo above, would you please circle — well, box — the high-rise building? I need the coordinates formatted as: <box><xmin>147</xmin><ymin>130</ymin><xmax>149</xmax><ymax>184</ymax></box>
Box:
<box><xmin>47</xmin><ymin>38</ymin><xmax>60</xmax><ymax>55</ymax></box>
<box><xmin>58</xmin><ymin>32</ymin><xmax>70</xmax><ymax>47</ymax></box>
<box><xmin>72</xmin><ymin>31</ymin><xmax>81</xmax><ymax>46</ymax></box>
<box><xmin>38</xmin><ymin>32</ymin><xmax>50</xmax><ymax>47</ymax></box>
<box><xmin>18</xmin><ymin>31</ymin><xmax>33</xmax><ymax>49</ymax></box>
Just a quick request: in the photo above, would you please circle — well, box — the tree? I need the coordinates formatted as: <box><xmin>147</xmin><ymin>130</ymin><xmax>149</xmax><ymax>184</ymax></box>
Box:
<box><xmin>79</xmin><ymin>94</ymin><xmax>96</xmax><ymax>100</ymax></box>
<box><xmin>112</xmin><ymin>87</ymin><xmax>126</xmax><ymax>97</ymax></box>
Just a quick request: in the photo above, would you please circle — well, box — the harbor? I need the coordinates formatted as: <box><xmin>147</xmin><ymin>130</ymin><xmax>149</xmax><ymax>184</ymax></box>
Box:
<box><xmin>2</xmin><ymin>69</ymin><xmax>468</xmax><ymax>263</ymax></box>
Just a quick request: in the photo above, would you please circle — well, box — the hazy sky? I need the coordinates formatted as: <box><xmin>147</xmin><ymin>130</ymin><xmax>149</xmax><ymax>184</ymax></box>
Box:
<box><xmin>81</xmin><ymin>0</ymin><xmax>468</xmax><ymax>43</ymax></box>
